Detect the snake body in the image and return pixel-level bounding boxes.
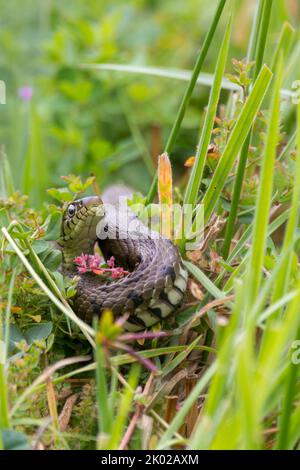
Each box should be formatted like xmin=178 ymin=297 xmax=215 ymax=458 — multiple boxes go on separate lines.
xmin=58 ymin=196 xmax=188 ymax=331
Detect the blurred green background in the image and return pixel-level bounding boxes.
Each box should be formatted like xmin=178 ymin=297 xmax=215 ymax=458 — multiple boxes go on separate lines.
xmin=0 ymin=0 xmax=299 ymax=206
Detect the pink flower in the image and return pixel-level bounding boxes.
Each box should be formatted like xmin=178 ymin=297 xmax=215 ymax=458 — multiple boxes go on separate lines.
xmin=74 ymin=253 xmax=89 ymax=273
xmin=88 ymin=253 xmax=102 ymax=270
xmin=77 ymin=267 xmax=88 ymax=274
xmin=18 ymin=86 xmax=33 ymax=102
xmin=111 ymin=267 xmax=127 ymax=279
xmin=107 ymin=256 xmax=115 ymax=268
xmin=73 ymin=253 xmax=129 ymax=280
xmin=73 ymin=253 xmax=88 ymax=266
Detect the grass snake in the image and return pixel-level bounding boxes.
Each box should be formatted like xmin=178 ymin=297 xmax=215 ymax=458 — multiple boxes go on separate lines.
xmin=58 ymin=196 xmax=188 ymax=331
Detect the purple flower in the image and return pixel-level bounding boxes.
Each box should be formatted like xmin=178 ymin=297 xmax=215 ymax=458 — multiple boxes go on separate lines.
xmin=18 ymin=86 xmax=33 ymax=102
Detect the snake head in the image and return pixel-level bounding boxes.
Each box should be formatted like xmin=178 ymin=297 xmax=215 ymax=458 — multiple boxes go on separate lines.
xmin=62 ymin=196 xmax=105 ymax=225
xmin=59 ymin=196 xmax=105 ymax=268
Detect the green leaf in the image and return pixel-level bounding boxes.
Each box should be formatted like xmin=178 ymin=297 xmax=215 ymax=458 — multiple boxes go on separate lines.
xmin=24 ymin=322 xmax=53 ymax=344
xmin=2 ymin=429 xmax=30 ymax=450
xmin=40 ymin=249 xmax=62 ymax=272
xmin=31 ymin=240 xmax=50 ymax=254
xmin=5 ymin=324 xmax=25 ymax=353
xmin=47 ymin=187 xmax=73 ymax=203
xmin=44 ymin=212 xmax=62 ymax=241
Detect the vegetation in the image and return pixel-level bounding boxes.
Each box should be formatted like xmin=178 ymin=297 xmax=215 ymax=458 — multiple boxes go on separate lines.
xmin=1 ymin=0 xmax=300 ymax=450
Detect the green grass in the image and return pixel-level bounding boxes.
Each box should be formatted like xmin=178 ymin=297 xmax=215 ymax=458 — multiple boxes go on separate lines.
xmin=1 ymin=0 xmax=300 ymax=451
xmin=222 ymin=0 xmax=274 ymax=259
xmin=183 ymin=15 xmax=232 ymax=206
xmin=245 ymin=53 xmax=283 ymax=310
xmin=146 ymin=0 xmax=227 ymax=204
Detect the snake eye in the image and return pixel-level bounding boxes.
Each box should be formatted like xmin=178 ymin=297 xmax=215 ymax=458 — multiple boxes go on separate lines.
xmin=67 ymin=204 xmax=76 ymax=217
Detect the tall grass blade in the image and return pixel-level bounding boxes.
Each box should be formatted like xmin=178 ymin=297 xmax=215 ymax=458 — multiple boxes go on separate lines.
xmin=222 ymin=0 xmax=273 ymax=258
xmin=0 ymin=145 xmax=14 ymax=198
xmin=245 ymin=54 xmax=283 ymax=309
xmin=270 ymin=100 xmax=300 ymax=313
xmin=94 ymin=319 xmax=113 ymax=448
xmin=107 ymin=364 xmax=140 ymax=449
xmin=183 ymin=16 xmax=232 ymax=206
xmin=275 ymin=98 xmax=300 ymax=449
xmin=201 ymin=65 xmax=272 ymax=224
xmin=146 ymin=0 xmax=227 ymax=203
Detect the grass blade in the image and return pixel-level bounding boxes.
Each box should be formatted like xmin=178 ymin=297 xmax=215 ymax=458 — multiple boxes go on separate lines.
xmin=183 ymin=260 xmax=225 ymax=299
xmin=275 ymin=96 xmax=300 ymax=449
xmin=80 ymin=64 xmax=240 ymax=91
xmin=183 ymin=16 xmax=232 ymax=206
xmin=95 ymin=321 xmax=113 ymax=447
xmin=107 ymin=364 xmax=140 ymax=450
xmin=146 ymin=0 xmax=227 ymax=203
xmin=222 ymin=0 xmax=273 ymax=258
xmin=270 ymin=102 xmax=300 ymax=312
xmin=245 ymin=55 xmax=283 ymax=308
xmin=201 ymin=65 xmax=273 ymax=224
xmin=1 ymin=227 xmax=95 ymax=339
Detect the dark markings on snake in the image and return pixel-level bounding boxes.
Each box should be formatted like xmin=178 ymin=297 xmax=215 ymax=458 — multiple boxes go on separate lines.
xmin=127 ymin=291 xmax=144 ymax=306
xmin=127 ymin=315 xmax=146 ymax=327
xmin=163 ymin=266 xmax=176 ymax=281
xmin=92 ymin=303 xmax=101 ymax=316
xmin=173 ymin=285 xmax=184 ymax=296
xmin=160 ymin=290 xmax=176 ymax=307
xmin=67 ymin=220 xmax=75 ymax=230
xmin=148 ymin=307 xmax=163 ymax=319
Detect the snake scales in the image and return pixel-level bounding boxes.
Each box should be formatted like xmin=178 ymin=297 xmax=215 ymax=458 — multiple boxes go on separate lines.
xmin=58 ymin=195 xmax=188 ymax=331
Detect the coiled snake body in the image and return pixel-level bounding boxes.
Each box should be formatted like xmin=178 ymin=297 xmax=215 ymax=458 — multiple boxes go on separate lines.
xmin=58 ymin=196 xmax=188 ymax=331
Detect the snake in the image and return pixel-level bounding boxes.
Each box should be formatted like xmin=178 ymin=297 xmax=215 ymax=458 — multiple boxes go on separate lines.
xmin=58 ymin=195 xmax=188 ymax=331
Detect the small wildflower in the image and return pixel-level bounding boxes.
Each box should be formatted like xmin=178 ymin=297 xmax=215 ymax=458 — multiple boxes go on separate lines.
xmin=73 ymin=254 xmax=129 ymax=280
xmin=107 ymin=256 xmax=115 ymax=268
xmin=111 ymin=267 xmax=127 ymax=279
xmin=18 ymin=86 xmax=33 ymax=102
xmin=88 ymin=253 xmax=102 ymax=270
xmin=74 ymin=253 xmax=89 ymax=274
